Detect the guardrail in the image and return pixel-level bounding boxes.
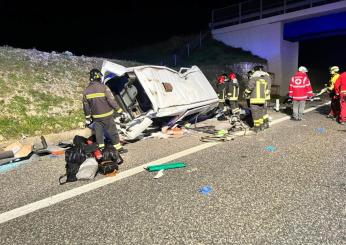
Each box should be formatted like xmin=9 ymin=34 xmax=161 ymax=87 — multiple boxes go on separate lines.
xmin=211 ymin=0 xmax=344 ymax=29
xmin=158 ymin=31 xmax=210 ymax=67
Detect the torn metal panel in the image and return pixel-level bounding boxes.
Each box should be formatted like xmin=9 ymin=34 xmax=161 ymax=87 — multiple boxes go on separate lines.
xmin=101 ymin=61 xmax=218 ymax=139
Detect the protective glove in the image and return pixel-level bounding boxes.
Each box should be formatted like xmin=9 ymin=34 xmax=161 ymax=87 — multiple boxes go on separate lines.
xmin=85 ymin=119 xmax=92 ymax=127
xmin=243 ymin=91 xmax=250 ymax=99
xmin=119 ymin=113 xmax=127 ymax=123
xmin=114 ymin=108 xmax=124 ymax=118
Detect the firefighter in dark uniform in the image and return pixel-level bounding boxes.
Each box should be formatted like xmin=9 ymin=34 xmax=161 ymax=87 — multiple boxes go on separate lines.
xmin=83 ymin=69 xmax=127 ymax=153
xmin=216 ymin=73 xmax=229 ymax=120
xmin=253 ymin=66 xmax=272 ymax=129
xmin=244 ymin=66 xmax=271 ymax=132
xmin=227 ymin=72 xmax=240 ymax=115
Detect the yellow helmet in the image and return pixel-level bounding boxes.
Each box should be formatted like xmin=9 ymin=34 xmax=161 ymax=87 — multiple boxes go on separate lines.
xmin=329 ymin=66 xmax=339 ymax=74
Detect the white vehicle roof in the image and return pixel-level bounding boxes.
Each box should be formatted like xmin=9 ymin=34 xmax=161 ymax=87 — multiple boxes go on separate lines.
xmin=101 ymin=60 xmax=218 ymax=117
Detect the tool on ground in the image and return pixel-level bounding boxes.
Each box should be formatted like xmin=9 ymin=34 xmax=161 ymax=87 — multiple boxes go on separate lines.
xmin=146 ymin=162 xmax=186 ymax=172
xmin=33 ymin=136 xmax=49 ymax=156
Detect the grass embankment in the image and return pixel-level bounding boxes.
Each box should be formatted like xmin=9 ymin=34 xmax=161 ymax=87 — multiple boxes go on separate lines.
xmin=0 ymin=47 xmax=139 ymax=140
xmin=0 ymin=35 xmax=267 ymax=141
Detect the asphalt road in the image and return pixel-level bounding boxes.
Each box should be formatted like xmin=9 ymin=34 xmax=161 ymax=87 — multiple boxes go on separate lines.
xmin=0 ymin=105 xmax=345 ymax=244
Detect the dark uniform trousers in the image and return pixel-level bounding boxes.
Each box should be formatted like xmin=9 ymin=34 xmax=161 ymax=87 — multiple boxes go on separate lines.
xmin=94 ymin=116 xmax=120 ymax=148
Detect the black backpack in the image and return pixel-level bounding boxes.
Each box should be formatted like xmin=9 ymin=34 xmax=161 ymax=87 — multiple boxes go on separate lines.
xmin=98 ymin=145 xmax=123 ymax=175
xmin=59 ymin=145 xmax=87 ymax=184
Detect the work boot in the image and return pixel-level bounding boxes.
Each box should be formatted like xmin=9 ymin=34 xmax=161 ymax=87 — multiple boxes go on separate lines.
xmin=117 ymin=147 xmax=128 ymax=154
xmin=217 ymin=114 xmax=227 ymax=121
xmin=263 ymin=122 xmax=269 ymax=129
xmin=252 ymin=127 xmax=260 ymax=133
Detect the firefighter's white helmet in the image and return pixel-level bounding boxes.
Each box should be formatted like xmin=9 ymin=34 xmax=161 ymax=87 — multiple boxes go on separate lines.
xmin=298 ymin=66 xmax=308 ymax=73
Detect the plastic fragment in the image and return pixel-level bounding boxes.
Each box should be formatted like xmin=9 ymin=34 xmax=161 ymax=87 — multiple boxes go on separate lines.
xmin=199 ymin=186 xmax=212 ymax=195
xmin=154 ymin=170 xmax=164 ymax=179
xmin=265 ymin=145 xmax=277 ymax=152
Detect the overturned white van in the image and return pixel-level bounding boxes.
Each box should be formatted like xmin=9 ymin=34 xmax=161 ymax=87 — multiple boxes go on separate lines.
xmin=100 ymin=61 xmax=218 ymax=139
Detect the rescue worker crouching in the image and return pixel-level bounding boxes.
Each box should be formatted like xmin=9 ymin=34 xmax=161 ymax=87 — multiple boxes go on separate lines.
xmin=326 ymin=66 xmax=340 ymax=120
xmin=83 ymin=69 xmax=128 ymax=154
xmin=244 ymin=66 xmax=271 ymax=133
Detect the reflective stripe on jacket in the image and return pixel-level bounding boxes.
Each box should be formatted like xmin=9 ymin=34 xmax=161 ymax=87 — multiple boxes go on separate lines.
xmin=327 ymin=73 xmax=340 ymax=91
xmin=83 ymin=82 xmax=122 ymax=120
xmin=227 ymin=79 xmax=239 ymax=101
xmin=288 ymin=72 xmax=313 ymax=101
xmin=249 ymin=71 xmax=271 ymax=101
xmin=334 ymin=72 xmax=346 ymax=95
xmin=245 ymin=76 xmax=268 ymax=104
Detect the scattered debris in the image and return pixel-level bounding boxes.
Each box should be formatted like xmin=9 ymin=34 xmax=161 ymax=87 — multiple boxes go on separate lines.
xmin=105 ymin=171 xmax=118 ymax=177
xmin=101 ymin=60 xmax=219 ymax=140
xmin=199 ymin=186 xmax=212 ymax=196
xmin=146 ymin=162 xmax=186 ymax=172
xmin=154 ymin=170 xmax=164 ymax=179
xmin=200 ymin=135 xmax=235 ymax=142
xmin=0 ymin=154 xmax=38 ymax=174
xmin=316 ymin=127 xmax=326 ymax=133
xmin=187 ymin=167 xmax=198 ymax=173
xmin=265 ymin=145 xmax=277 ymax=152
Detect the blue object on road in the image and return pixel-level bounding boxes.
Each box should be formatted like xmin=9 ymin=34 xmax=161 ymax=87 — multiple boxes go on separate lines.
xmin=199 ymin=186 xmax=212 ymax=195
xmin=317 ymin=127 xmax=326 ymax=133
xmin=0 ymin=154 xmax=37 ymax=174
xmin=265 ymin=145 xmax=277 ymax=152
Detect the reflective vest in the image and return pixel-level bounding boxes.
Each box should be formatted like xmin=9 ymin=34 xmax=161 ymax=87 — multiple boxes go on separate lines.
xmin=227 ymin=79 xmax=239 ymax=101
xmin=327 ymin=73 xmax=340 ymax=91
xmin=83 ymin=82 xmax=122 ymax=120
xmin=245 ymin=78 xmax=267 ymax=104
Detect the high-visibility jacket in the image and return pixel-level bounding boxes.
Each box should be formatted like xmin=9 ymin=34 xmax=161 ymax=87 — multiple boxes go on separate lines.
xmin=83 ymin=81 xmax=122 ymax=121
xmin=216 ymin=75 xmax=229 ymax=102
xmin=327 ymin=73 xmax=340 ymax=92
xmin=245 ymin=73 xmax=269 ymax=104
xmin=227 ymin=77 xmax=239 ymax=101
xmin=334 ymin=72 xmax=346 ymax=96
xmin=288 ymin=71 xmax=313 ymax=101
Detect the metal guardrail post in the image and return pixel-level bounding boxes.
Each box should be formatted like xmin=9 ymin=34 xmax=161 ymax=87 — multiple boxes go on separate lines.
xmin=173 ymin=54 xmax=177 ymax=66
xmin=187 ymin=44 xmax=190 ymax=57
xmin=211 ymin=9 xmax=214 ymax=29
xmin=199 ymin=32 xmax=202 ymax=48
xmin=284 ymin=0 xmax=287 ymax=14
xmin=239 ymin=3 xmax=242 ymax=24
xmin=260 ymin=0 xmax=263 ymax=19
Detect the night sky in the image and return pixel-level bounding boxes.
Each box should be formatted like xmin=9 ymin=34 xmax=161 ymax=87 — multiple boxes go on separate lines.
xmin=1 ymin=0 xmax=345 ymax=81
xmin=0 ymin=0 xmax=243 ymax=56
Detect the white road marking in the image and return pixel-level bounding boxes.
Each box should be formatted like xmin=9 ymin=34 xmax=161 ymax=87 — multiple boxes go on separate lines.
xmin=270 ymin=102 xmax=329 ymax=126
xmin=0 ymin=102 xmax=330 ymax=224
xmin=0 ymin=142 xmax=219 ymax=224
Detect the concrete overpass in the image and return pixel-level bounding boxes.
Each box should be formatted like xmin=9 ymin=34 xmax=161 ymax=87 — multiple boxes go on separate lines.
xmin=211 ymin=0 xmax=346 ymax=95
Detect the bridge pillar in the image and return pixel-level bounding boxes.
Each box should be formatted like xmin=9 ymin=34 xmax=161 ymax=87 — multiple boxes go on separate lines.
xmin=213 ymin=22 xmax=298 ymax=96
